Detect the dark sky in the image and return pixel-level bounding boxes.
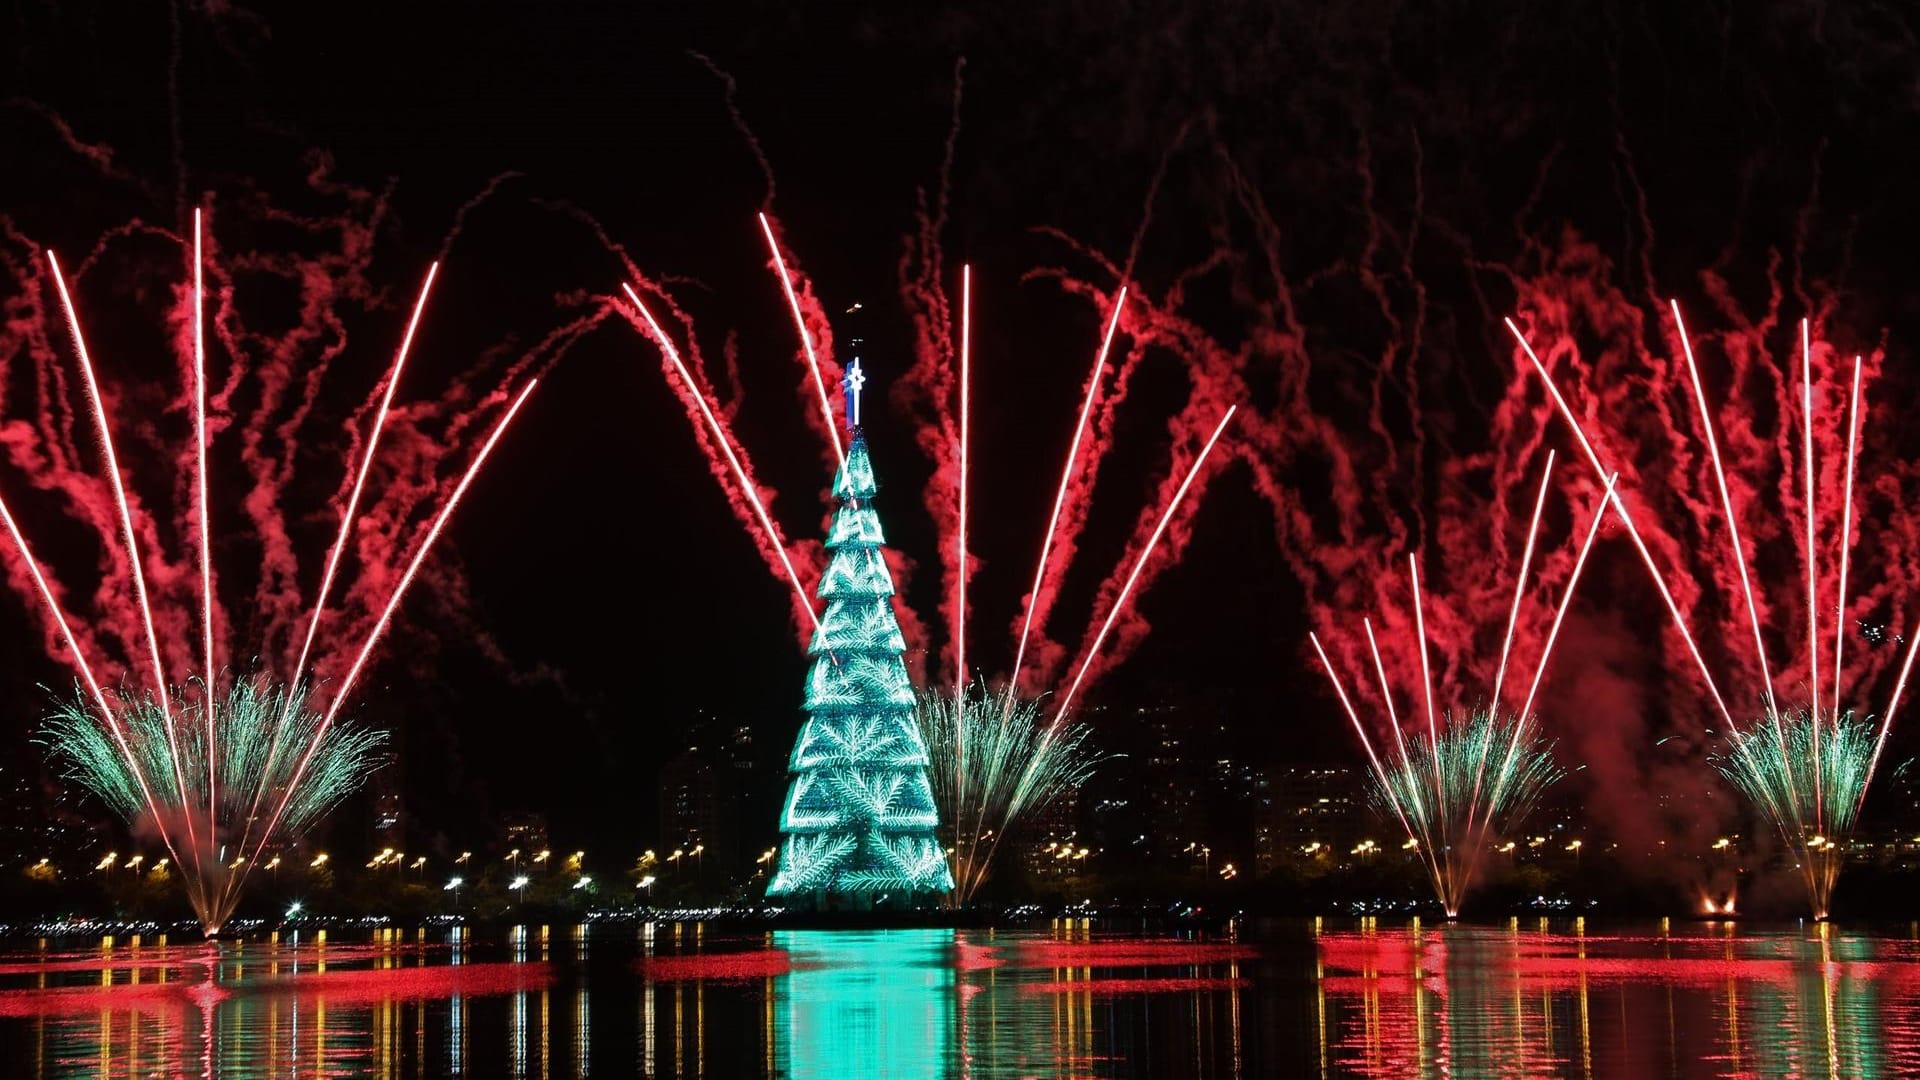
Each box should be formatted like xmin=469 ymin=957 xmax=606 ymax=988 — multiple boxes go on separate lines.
xmin=3 ymin=1 xmax=1918 ymax=859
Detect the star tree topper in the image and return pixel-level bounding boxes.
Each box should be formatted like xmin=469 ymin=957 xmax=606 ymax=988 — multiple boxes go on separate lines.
xmin=844 ymin=358 xmax=866 ymax=430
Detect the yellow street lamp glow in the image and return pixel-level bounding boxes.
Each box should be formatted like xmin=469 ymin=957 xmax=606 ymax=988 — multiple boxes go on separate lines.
xmin=310 ymin=853 xmax=329 ymax=867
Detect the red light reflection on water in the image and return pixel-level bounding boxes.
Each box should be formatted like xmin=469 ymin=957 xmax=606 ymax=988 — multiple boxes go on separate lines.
xmin=1317 ymin=925 xmax=1920 ymax=1078
xmin=1013 ymin=939 xmax=1258 ymax=967
xmin=0 ymin=961 xmax=544 ymax=1017
xmin=1021 ymin=976 xmax=1249 ymax=996
xmin=0 ymin=935 xmax=551 ymax=1078
xmin=639 ymin=948 xmax=794 ymax=982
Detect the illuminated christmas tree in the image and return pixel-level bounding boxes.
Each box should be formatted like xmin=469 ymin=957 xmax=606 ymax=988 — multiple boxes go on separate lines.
xmin=767 ymin=359 xmax=955 ymax=904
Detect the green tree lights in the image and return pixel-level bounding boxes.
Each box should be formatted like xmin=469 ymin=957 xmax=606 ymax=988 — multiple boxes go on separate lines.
xmin=768 ymin=425 xmax=954 ymax=903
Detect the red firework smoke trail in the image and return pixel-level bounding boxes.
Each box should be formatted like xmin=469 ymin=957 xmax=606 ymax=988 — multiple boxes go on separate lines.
xmin=620 ymin=283 xmax=821 ymax=635
xmin=758 ymin=212 xmax=844 ymax=470
xmin=1504 ymin=316 xmax=1736 ymax=726
xmin=1054 ymin=405 xmax=1236 ymax=720
xmin=247 ymin=377 xmax=540 ymax=873
xmin=1004 ymin=289 xmax=1126 ymax=702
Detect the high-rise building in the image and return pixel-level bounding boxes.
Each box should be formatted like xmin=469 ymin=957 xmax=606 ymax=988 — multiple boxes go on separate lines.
xmin=657 ymin=717 xmax=761 ymax=881
xmin=1257 ymin=766 xmax=1360 ymax=874
xmin=502 ymin=812 xmax=549 ymax=855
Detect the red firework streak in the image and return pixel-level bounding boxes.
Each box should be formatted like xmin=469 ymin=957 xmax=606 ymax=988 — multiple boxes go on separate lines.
xmin=619 ymin=282 xmax=822 ymax=635
xmin=1005 ymin=288 xmax=1127 ymax=705
xmin=0 ymin=212 xmax=541 ymax=930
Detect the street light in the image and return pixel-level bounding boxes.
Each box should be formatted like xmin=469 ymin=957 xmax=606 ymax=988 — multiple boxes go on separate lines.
xmin=510 ymin=875 xmax=530 ymax=903
xmin=456 ymin=851 xmax=473 ymax=865
xmin=445 ymin=876 xmax=464 ymax=909
xmin=573 ymin=875 xmax=593 ymax=890
xmin=309 ymin=852 xmax=329 ymax=869
xmin=285 ymin=901 xmax=302 ymax=918
xmin=637 ymin=874 xmax=656 ymax=901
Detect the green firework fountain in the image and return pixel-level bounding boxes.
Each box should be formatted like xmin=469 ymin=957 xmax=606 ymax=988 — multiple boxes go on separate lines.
xmin=917 ymin=685 xmax=1101 ymax=902
xmin=42 ymin=680 xmax=386 ymax=931
xmin=1714 ymin=710 xmax=1875 ymax=919
xmin=1368 ymin=707 xmax=1565 ymax=916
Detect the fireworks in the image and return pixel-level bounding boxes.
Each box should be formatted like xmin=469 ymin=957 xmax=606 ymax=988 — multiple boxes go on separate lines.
xmin=0 ymin=211 xmax=539 ymax=933
xmin=1364 ymin=708 xmax=1565 ymax=916
xmin=1715 ymin=710 xmax=1874 ymax=917
xmin=621 ymin=219 xmax=1239 ymax=902
xmin=1510 ymin=305 xmax=1920 ymax=918
xmin=42 ymin=681 xmax=385 ymax=923
xmin=1309 ymin=457 xmax=1611 ymax=915
xmin=916 ymin=685 xmax=1101 ymax=901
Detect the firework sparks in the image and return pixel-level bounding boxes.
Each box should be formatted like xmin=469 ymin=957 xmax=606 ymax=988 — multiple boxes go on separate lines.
xmin=1308 ymin=455 xmax=1605 ymax=915
xmin=0 ymin=223 xmax=539 ymax=934
xmin=43 ymin=681 xmax=385 ymax=923
xmin=917 ymin=685 xmax=1100 ymax=902
xmin=1715 ymin=710 xmax=1874 ymax=919
xmin=1368 ymin=709 xmax=1566 ymax=917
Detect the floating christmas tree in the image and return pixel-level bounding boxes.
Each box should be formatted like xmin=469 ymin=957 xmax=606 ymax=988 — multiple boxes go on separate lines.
xmin=767 ymin=358 xmax=955 ymax=905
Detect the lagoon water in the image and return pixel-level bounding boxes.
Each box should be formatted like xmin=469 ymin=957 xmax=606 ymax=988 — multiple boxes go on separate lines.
xmin=1 ymin=917 xmax=1917 ymax=1077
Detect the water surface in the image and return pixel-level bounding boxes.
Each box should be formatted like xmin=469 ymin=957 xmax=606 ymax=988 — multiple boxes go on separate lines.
xmin=1 ymin=917 xmax=1916 ymax=1076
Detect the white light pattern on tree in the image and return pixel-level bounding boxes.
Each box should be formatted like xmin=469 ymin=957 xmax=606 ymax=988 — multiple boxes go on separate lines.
xmin=768 ymin=431 xmax=954 ymax=899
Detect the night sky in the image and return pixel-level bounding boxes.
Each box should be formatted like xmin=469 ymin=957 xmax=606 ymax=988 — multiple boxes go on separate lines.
xmin=4 ymin=1 xmax=1918 ymax=861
